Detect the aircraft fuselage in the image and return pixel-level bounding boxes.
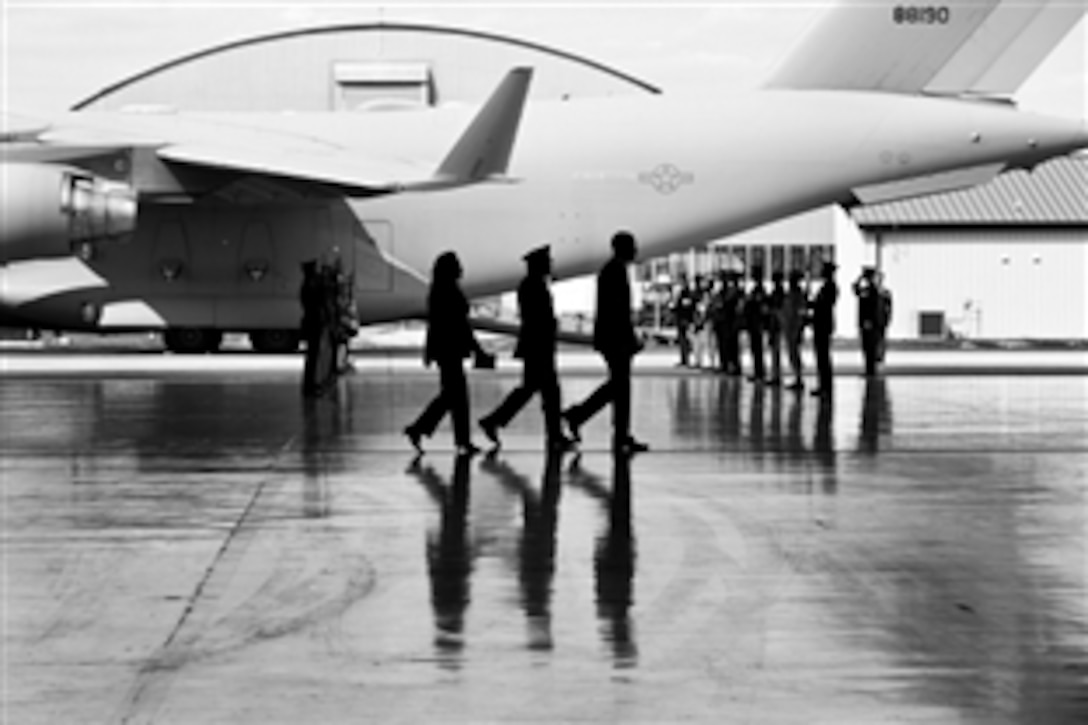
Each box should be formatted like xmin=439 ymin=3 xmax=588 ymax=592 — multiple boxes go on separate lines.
xmin=1 ymin=90 xmax=1084 ymax=349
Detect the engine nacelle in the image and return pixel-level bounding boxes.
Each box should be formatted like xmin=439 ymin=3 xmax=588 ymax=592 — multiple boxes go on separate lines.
xmin=0 ymin=163 xmax=137 ymax=264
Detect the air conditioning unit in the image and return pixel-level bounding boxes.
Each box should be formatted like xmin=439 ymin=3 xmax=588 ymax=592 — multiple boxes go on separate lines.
xmin=917 ymin=311 xmax=945 ymax=338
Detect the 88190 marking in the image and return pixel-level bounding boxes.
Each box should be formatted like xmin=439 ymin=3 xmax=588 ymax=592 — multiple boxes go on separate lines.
xmin=893 ymin=6 xmax=951 ymax=24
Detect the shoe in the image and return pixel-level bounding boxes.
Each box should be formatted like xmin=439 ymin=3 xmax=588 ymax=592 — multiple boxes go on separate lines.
xmin=479 ymin=418 xmax=501 ymax=449
xmin=456 ymin=442 xmax=482 ymax=457
xmin=562 ymin=409 xmax=582 ymax=443
xmin=786 ymin=380 xmax=804 ymax=391
xmin=404 ymin=426 xmax=423 ymax=454
xmin=766 ymin=378 xmax=782 ymax=387
xmin=548 ymin=435 xmax=575 ymax=452
xmin=614 ymin=436 xmax=649 ymax=454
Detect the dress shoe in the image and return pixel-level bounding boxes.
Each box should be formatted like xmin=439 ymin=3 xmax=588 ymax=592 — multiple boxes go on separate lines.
xmin=614 ymin=436 xmax=649 ymax=454
xmin=456 ymin=442 xmax=482 ymax=457
xmin=561 ymin=409 xmax=582 ymax=443
xmin=479 ymin=418 xmax=501 ymax=448
xmin=548 ymin=435 xmax=575 ymax=452
xmin=404 ymin=426 xmax=423 ymax=454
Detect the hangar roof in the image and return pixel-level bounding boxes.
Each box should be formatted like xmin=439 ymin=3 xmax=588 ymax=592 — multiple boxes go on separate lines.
xmin=72 ymin=22 xmax=659 ymax=112
xmin=852 ymin=154 xmax=1088 ymax=228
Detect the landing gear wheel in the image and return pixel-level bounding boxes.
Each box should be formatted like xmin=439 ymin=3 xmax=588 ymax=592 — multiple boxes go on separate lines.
xmin=163 ymin=328 xmax=222 ymax=354
xmin=249 ymin=329 xmax=301 ymax=354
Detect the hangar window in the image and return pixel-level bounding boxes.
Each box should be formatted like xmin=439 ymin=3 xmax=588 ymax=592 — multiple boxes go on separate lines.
xmin=332 ymin=61 xmax=433 ymax=111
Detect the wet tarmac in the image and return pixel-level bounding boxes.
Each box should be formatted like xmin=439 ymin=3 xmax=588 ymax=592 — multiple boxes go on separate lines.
xmin=2 ymin=356 xmax=1086 ymax=724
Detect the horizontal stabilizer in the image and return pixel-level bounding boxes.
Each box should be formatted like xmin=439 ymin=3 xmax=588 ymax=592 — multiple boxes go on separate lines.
xmin=852 ymin=162 xmax=1006 ymax=205
xmin=766 ymin=0 xmax=1085 ymax=96
xmin=436 ymin=67 xmax=533 ymax=182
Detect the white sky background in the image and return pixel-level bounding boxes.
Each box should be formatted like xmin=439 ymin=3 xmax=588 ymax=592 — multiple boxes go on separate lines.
xmin=1 ymin=0 xmax=1085 ymax=118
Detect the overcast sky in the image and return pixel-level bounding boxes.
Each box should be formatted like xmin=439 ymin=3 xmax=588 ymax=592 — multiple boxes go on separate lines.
xmin=2 ymin=1 xmax=1085 ymax=118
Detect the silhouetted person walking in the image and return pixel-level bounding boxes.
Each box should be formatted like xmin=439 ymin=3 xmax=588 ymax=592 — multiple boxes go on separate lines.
xmin=404 ymin=251 xmax=492 ymax=455
xmin=563 ymin=232 xmax=649 ymax=454
xmin=478 ymin=246 xmax=573 ymax=451
xmin=853 ymin=266 xmax=883 ymax=377
xmin=810 ymin=261 xmax=838 ymax=398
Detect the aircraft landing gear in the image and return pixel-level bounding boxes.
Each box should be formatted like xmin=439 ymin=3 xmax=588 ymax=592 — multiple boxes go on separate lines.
xmin=163 ymin=328 xmax=223 ymax=354
xmin=249 ymin=329 xmax=301 ymax=354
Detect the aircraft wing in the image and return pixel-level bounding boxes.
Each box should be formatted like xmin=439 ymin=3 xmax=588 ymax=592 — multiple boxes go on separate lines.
xmin=765 ymin=0 xmax=1086 ymax=97
xmin=2 ymin=67 xmax=534 ymax=197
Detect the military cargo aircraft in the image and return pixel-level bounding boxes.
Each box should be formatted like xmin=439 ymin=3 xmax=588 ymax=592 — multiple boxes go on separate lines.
xmin=1 ymin=0 xmax=1085 ymax=352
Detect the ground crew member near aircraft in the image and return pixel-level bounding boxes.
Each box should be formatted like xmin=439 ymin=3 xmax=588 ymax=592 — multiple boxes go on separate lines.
xmin=299 ymin=259 xmax=325 ymax=397
xmin=562 ymin=231 xmax=649 ymax=455
xmin=781 ymin=269 xmax=809 ymax=391
xmin=766 ymin=270 xmax=786 ymax=386
xmin=810 ymin=260 xmax=838 ymax=397
xmin=404 ymin=251 xmax=494 ymax=456
xmin=744 ymin=266 xmax=768 ymax=384
xmin=478 ymin=245 xmax=574 ymax=452
xmin=853 ymin=266 xmax=883 ymax=377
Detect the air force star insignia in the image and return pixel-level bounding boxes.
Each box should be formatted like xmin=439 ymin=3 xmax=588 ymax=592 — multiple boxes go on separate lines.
xmin=638 ymin=163 xmax=694 ymax=194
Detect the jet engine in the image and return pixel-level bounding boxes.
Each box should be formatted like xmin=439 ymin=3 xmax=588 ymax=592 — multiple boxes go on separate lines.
xmin=0 ymin=163 xmax=138 ymax=264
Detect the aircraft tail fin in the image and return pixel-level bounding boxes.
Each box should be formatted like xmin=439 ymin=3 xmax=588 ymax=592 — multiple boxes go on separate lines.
xmin=764 ymin=0 xmax=1085 ymax=98
xmin=435 ymin=67 xmax=533 ymax=182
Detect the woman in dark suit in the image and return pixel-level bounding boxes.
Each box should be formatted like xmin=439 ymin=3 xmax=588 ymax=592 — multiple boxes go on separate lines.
xmin=404 ymin=251 xmax=490 ymax=455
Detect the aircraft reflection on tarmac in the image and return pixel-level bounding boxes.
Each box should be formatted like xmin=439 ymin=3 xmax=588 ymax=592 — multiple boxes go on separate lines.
xmin=406 ymin=450 xmax=636 ymax=670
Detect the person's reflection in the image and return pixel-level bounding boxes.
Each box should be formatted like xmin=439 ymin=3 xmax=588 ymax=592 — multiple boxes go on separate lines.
xmin=785 ymin=388 xmax=807 ymax=462
xmin=300 ymin=392 xmax=347 ymax=518
xmin=748 ymin=379 xmax=766 ymax=458
xmin=407 ymin=453 xmax=475 ymax=669
xmin=719 ymin=375 xmax=743 ymax=449
xmin=813 ymin=394 xmax=837 ymax=495
xmin=568 ymin=453 xmax=638 ymax=668
xmin=479 ymin=450 xmax=563 ymax=652
xmin=858 ymin=376 xmax=892 ymax=454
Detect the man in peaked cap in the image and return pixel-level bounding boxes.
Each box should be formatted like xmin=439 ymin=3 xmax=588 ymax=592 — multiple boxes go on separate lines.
xmin=479 ymin=245 xmax=574 ymax=451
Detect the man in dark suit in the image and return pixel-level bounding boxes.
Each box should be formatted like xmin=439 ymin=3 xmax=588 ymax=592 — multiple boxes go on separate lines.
xmin=563 ymin=232 xmax=649 ymax=454
xmin=478 ymin=246 xmax=573 ymax=451
xmin=810 ymin=260 xmax=839 ymax=398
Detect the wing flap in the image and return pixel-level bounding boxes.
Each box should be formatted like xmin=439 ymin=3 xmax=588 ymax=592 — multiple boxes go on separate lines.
xmin=156 ymin=143 xmax=422 ymax=193
xmin=852 ymin=162 xmax=1006 ymax=205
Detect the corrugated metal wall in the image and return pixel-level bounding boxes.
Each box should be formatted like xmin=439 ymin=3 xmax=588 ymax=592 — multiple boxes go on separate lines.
xmin=877 ymin=230 xmax=1087 ymax=339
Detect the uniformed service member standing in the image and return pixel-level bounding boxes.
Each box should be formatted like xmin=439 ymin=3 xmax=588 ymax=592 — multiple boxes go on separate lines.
xmin=563 ymin=231 xmax=649 ymax=455
xmin=781 ymin=269 xmax=809 ymax=391
xmin=744 ymin=266 xmax=768 ymax=384
xmin=671 ymin=277 xmax=696 ymax=367
xmin=478 ymin=246 xmax=573 ymax=452
xmin=766 ymin=270 xmax=786 ymax=386
xmin=853 ymin=266 xmax=883 ymax=377
xmin=810 ymin=261 xmax=838 ymax=398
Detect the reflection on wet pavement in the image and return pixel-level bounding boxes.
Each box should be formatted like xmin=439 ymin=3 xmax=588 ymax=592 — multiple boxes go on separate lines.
xmin=2 ymin=370 xmax=1086 ymax=723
